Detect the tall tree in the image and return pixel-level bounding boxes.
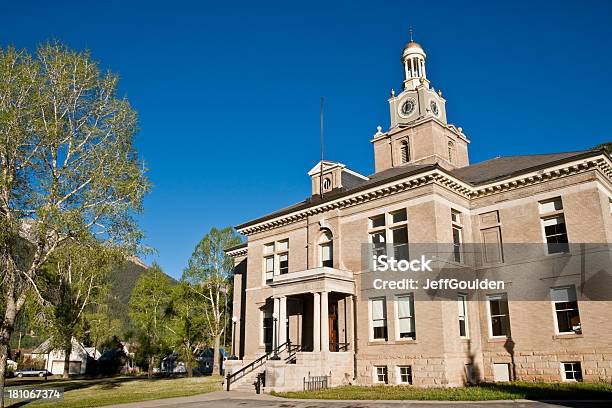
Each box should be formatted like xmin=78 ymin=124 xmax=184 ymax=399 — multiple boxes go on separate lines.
xmin=129 ymin=264 xmax=171 ymax=379
xmin=165 ymin=282 xmax=208 ymax=377
xmin=0 ymin=43 xmax=148 ymax=406
xmin=41 ymin=242 xmax=120 ymax=378
xmin=183 ymin=227 xmax=241 ymax=376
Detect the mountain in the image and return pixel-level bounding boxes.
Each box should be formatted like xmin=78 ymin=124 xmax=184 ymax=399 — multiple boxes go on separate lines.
xmin=107 ymin=257 xmax=149 ymax=332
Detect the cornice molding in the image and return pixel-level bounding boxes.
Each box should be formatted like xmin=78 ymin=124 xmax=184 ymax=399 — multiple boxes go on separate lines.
xmin=236 ymin=154 xmax=612 ymax=236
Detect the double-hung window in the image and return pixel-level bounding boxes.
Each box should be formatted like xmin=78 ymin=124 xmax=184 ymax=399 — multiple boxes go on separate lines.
xmin=368 ymin=209 xmax=409 ymax=262
xmin=398 ymin=366 xmax=413 ymax=384
xmin=451 ymin=209 xmax=463 ymax=263
xmin=396 ymin=294 xmax=416 ymax=339
xmin=487 ymin=294 xmax=510 ymax=338
xmin=374 ymin=366 xmax=388 ymax=384
xmin=551 ymin=287 xmax=581 ymax=334
xmin=562 ymin=362 xmax=582 ymax=381
xmin=539 ymin=197 xmax=569 ymax=254
xmin=370 ymin=297 xmax=388 ymax=340
xmin=263 ymin=239 xmax=289 ymax=284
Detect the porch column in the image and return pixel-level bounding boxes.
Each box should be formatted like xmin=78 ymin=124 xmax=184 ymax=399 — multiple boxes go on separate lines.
xmin=321 ymin=291 xmax=329 ymax=353
xmin=279 ymin=296 xmax=287 ymax=346
xmin=347 ymin=295 xmax=354 ymax=351
xmin=273 ymin=297 xmax=280 ymax=351
xmin=313 ymin=292 xmax=321 ymax=352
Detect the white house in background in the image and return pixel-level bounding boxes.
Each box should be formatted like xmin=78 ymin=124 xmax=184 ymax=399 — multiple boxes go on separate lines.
xmin=31 ymin=337 xmax=98 ymax=375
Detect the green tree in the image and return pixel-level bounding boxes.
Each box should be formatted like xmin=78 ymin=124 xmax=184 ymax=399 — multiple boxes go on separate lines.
xmin=129 ymin=264 xmax=171 ymax=379
xmin=183 ymin=227 xmax=241 ymax=376
xmin=41 ymin=242 xmax=121 ymax=378
xmin=165 ymin=282 xmax=208 ymax=377
xmin=0 ymin=43 xmax=148 ymax=406
xmin=595 ymin=141 xmax=612 ymax=154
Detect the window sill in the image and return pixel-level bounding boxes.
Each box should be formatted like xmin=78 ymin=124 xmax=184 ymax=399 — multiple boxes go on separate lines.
xmin=368 ymin=340 xmax=388 ymax=346
xmin=487 ymin=337 xmax=511 ymax=343
xmin=394 ymin=339 xmax=418 ymax=344
xmin=553 ymin=333 xmax=583 ymax=340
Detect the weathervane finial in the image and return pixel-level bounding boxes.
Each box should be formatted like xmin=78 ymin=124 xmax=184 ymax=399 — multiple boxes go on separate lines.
xmin=409 ymin=25 xmax=414 ymax=42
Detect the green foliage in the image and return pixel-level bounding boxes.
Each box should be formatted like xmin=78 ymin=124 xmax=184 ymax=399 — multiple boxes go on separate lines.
xmin=128 ymin=263 xmax=172 ymax=376
xmin=182 ymin=226 xmax=241 ymax=375
xmin=595 ymin=141 xmax=612 ymax=154
xmin=165 ymin=283 xmax=209 ymax=376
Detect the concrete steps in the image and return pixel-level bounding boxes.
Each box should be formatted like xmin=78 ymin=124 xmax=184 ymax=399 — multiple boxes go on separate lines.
xmin=226 ymin=368 xmax=262 ymax=392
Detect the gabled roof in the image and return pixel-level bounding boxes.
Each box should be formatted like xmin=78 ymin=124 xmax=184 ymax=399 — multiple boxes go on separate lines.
xmin=235 ymin=148 xmax=608 ymax=231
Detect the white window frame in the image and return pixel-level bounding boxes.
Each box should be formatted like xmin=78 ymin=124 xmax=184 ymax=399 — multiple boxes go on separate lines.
xmin=538 ymin=197 xmax=568 ymax=255
xmin=319 ymin=229 xmax=333 ymax=268
xmin=260 ymin=308 xmax=273 ymax=348
xmin=394 ymin=294 xmax=416 ymax=340
xmin=550 ymin=286 xmax=581 ymax=335
xmin=561 ymin=361 xmax=582 ymax=382
xmin=368 ymin=209 xmax=409 ymax=261
xmin=486 ymin=293 xmax=510 ymax=338
xmin=396 ymin=365 xmax=413 ymax=384
xmin=369 ymin=297 xmax=387 ymax=342
xmin=373 ymin=365 xmax=388 ymax=384
xmin=451 ymin=209 xmax=463 ymax=263
xmin=262 ymin=239 xmax=289 ymax=284
xmin=458 ymin=293 xmax=469 ymax=338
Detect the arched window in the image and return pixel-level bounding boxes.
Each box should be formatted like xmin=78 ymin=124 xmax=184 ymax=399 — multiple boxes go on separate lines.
xmin=448 ymin=141 xmax=455 ymax=163
xmin=400 ymin=140 xmax=410 ymax=164
xmin=319 ymin=229 xmax=333 ymax=268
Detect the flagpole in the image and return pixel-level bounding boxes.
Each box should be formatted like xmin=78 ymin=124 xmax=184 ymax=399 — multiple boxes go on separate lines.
xmin=320 ymin=96 xmax=324 ymax=198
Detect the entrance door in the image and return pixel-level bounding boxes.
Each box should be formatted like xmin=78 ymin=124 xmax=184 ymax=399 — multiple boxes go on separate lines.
xmin=328 ymin=304 xmax=338 ymax=351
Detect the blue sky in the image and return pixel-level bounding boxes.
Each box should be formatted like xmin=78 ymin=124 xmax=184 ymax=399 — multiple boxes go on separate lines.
xmin=3 ymin=0 xmax=611 ymax=279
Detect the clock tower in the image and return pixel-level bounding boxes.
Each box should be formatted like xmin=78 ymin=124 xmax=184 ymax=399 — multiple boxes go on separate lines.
xmin=372 ymin=34 xmax=470 ymax=173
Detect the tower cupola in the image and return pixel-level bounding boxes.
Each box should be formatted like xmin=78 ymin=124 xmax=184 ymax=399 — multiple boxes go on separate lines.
xmin=401 ymin=30 xmax=427 ymax=90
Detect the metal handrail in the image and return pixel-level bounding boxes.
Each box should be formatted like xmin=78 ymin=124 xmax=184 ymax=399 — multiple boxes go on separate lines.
xmin=329 ymin=342 xmax=350 ymax=352
xmin=226 ymin=341 xmax=289 ymax=391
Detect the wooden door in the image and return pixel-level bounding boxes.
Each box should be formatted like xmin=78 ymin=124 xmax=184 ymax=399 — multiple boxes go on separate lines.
xmin=328 ymin=305 xmax=338 ymax=351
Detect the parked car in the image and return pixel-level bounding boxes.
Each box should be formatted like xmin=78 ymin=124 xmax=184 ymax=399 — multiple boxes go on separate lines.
xmin=14 ymin=368 xmax=51 ymax=378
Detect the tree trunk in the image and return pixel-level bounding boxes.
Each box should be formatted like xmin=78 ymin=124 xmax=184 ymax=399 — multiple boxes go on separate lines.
xmin=147 ymin=355 xmax=153 ymax=379
xmin=187 ymin=358 xmax=193 ymax=378
xmin=212 ymin=334 xmax=221 ymax=376
xmin=0 ymin=340 xmax=9 ymax=408
xmin=62 ymin=342 xmax=73 ymax=379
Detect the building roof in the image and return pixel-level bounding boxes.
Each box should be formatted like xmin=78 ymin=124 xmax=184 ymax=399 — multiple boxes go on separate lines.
xmin=235 ymin=148 xmax=606 ymax=231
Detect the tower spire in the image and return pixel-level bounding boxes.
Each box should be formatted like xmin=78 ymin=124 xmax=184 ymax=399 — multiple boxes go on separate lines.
xmin=409 ymin=25 xmax=413 ymax=42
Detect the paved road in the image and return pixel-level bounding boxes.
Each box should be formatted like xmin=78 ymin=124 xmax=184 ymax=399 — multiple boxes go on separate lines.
xmin=104 ymin=391 xmax=611 ymax=408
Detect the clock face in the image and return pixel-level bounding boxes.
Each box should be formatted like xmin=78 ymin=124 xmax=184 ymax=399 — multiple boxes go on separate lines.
xmin=400 ymin=99 xmax=416 ymax=116
xmin=430 ymin=100 xmax=439 ymax=116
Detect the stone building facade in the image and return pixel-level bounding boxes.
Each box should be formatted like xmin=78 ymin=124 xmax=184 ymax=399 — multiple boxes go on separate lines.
xmin=224 ymin=36 xmax=612 ymax=391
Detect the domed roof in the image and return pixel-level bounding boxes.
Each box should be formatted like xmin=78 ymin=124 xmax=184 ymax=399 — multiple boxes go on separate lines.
xmin=402 ymin=40 xmax=426 ymax=59
xmin=404 ymin=40 xmax=424 ymax=51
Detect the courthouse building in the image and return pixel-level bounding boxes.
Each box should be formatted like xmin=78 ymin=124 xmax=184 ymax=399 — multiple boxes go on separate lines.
xmin=225 ymin=35 xmax=612 ymax=391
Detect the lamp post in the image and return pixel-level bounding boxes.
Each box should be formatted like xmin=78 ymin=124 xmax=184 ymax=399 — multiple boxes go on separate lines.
xmin=229 ymin=316 xmax=238 ymax=360
xmin=270 ymin=312 xmax=280 ymax=360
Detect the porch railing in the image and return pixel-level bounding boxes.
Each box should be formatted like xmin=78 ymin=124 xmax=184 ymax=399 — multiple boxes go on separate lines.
xmin=329 ymin=342 xmax=350 ymax=352
xmin=304 ymin=371 xmax=330 ymax=391
xmin=225 ymin=341 xmax=290 ymax=391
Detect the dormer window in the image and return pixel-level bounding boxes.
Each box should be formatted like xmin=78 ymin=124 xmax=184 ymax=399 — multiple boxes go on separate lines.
xmin=400 ymin=140 xmax=411 ymax=164
xmin=322 ymin=177 xmax=332 ymax=191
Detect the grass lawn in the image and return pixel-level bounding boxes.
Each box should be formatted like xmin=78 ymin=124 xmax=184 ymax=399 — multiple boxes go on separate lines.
xmin=272 ymin=381 xmax=612 ymax=401
xmin=4 ymin=375 xmax=223 ymax=407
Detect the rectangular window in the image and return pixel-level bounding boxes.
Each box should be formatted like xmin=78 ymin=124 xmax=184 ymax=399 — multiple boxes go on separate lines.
xmin=539 ymin=197 xmax=563 ymax=213
xmin=371 ymin=298 xmax=388 ymax=340
xmin=539 ymin=197 xmax=569 ymax=254
xmin=279 ymin=253 xmax=289 ymax=275
xmin=264 ymin=256 xmax=274 ymax=283
xmin=264 ymin=243 xmax=275 ymax=254
xmin=551 ymin=287 xmax=581 ymax=334
xmin=542 ymin=216 xmax=569 ymax=254
xmin=321 ymin=242 xmax=333 ymax=267
xmin=391 ymin=209 xmax=407 ymax=224
xmin=392 ymin=227 xmax=409 ymax=261
xmin=458 ymin=294 xmax=468 ymax=338
xmin=262 ymin=310 xmax=273 ymax=351
xmin=370 ymin=230 xmax=386 ymax=258
xmin=398 ymin=366 xmax=412 ymax=384
xmin=488 ymin=294 xmax=510 ymax=337
xmin=396 ymin=295 xmax=415 ymax=339
xmin=277 ymin=239 xmax=289 ymax=252
xmin=451 ymin=209 xmax=463 ymax=263
xmin=562 ymin=362 xmax=583 ymax=381
xmin=370 ymin=214 xmax=386 ymax=229
xmin=375 ymin=366 xmax=388 ymax=384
